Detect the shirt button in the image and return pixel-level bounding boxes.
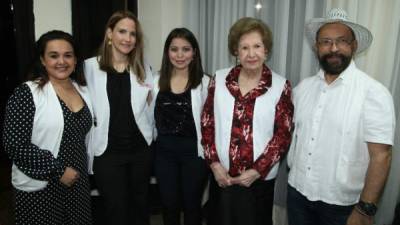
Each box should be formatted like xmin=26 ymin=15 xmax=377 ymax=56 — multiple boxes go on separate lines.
xmin=308 ymin=153 xmax=312 ymax=156
xmin=307 ymin=167 xmax=311 ymax=170
xmin=311 ymin=138 xmax=315 ymax=141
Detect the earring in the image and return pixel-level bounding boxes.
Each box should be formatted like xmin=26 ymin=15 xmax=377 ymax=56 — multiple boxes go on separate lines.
xmin=235 ymin=56 xmax=240 ymax=66
xmin=108 ymin=39 xmax=112 ymax=45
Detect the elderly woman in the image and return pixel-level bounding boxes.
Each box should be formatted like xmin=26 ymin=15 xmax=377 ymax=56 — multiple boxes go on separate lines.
xmin=201 ymin=17 xmax=293 ymax=225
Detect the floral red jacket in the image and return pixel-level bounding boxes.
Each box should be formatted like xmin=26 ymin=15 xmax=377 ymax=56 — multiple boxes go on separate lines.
xmin=201 ymin=65 xmax=294 ymax=178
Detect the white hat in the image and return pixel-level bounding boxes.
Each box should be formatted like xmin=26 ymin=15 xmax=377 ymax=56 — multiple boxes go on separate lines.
xmin=305 ymin=8 xmax=373 ymax=54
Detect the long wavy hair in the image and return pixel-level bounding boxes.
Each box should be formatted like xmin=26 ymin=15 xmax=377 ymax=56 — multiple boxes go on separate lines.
xmin=159 ymin=28 xmax=205 ymax=92
xmin=26 ymin=30 xmax=85 ymax=87
xmin=97 ymin=10 xmax=146 ymax=83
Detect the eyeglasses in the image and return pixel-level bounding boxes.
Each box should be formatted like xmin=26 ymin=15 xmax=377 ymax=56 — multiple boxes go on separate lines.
xmin=317 ymin=38 xmax=354 ymax=48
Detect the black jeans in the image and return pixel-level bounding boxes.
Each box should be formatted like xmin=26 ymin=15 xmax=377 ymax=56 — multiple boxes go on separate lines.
xmin=287 ymin=185 xmax=354 ymax=225
xmin=93 ymin=148 xmax=151 ymax=225
xmin=207 ymin=176 xmax=275 ymax=225
xmin=154 ymin=135 xmax=208 ymax=225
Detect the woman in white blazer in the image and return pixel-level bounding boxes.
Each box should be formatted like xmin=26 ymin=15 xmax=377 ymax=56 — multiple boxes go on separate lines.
xmin=152 ymin=28 xmax=210 ymax=225
xmin=3 ymin=30 xmax=93 ymax=224
xmin=84 ymin=11 xmax=153 ymax=225
xmin=201 ymin=18 xmax=294 ymax=225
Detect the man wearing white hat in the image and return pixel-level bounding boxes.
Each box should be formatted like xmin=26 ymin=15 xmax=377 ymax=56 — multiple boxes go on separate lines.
xmin=287 ymin=8 xmax=395 ymax=225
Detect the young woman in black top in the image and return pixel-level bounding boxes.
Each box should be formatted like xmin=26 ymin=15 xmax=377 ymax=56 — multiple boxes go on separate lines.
xmin=152 ymin=28 xmax=210 ymax=225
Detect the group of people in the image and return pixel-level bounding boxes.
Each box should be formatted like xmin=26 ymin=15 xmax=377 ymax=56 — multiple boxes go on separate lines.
xmin=2 ymin=7 xmax=395 ymax=225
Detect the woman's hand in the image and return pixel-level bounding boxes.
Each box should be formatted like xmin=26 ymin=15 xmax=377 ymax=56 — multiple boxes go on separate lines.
xmin=60 ymin=167 xmax=80 ymax=187
xmin=230 ymin=169 xmax=260 ymax=187
xmin=210 ymin=162 xmax=232 ymax=188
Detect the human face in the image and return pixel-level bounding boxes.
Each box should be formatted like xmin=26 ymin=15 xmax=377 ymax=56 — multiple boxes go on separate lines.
xmin=168 ymin=37 xmax=194 ymax=72
xmin=237 ymin=31 xmax=267 ymax=73
xmin=316 ymin=23 xmax=357 ymax=75
xmin=41 ymin=39 xmax=76 ymax=82
xmin=108 ymin=18 xmax=136 ymax=57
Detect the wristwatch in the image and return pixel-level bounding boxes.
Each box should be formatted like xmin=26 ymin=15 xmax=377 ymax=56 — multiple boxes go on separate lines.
xmin=356 ymin=200 xmax=377 ymax=217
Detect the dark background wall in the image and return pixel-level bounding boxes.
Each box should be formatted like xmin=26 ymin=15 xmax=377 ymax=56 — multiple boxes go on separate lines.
xmin=1 ymin=2 xmax=18 ymax=224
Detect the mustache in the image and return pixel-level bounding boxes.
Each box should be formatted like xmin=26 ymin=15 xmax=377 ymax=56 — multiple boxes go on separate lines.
xmin=321 ymin=53 xmax=346 ymax=60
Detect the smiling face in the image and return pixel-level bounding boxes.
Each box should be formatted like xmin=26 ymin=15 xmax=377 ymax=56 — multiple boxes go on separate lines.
xmin=316 ymin=23 xmax=357 ymax=75
xmin=237 ymin=31 xmax=267 ymax=73
xmin=107 ymin=17 xmax=137 ymax=58
xmin=168 ymin=37 xmax=194 ymax=72
xmin=40 ymin=39 xmax=76 ymax=82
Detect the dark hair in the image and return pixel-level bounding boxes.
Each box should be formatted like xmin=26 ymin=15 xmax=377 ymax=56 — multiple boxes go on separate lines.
xmin=26 ymin=30 xmax=85 ymax=87
xmin=228 ymin=17 xmax=273 ymax=56
xmin=97 ymin=10 xmax=146 ymax=83
xmin=159 ymin=28 xmax=205 ymax=92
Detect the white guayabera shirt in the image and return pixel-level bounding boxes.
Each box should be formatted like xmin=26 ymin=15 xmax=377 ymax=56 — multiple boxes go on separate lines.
xmin=288 ymin=61 xmax=395 ymax=206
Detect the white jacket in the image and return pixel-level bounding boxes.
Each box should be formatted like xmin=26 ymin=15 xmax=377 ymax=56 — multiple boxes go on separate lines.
xmin=84 ymin=57 xmax=154 ymax=164
xmin=152 ymin=73 xmax=210 ymax=158
xmin=213 ymin=67 xmax=286 ymax=180
xmin=12 ymin=81 xmax=93 ymax=192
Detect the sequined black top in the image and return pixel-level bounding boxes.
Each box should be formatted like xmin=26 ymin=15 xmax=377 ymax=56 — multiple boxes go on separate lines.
xmin=155 ymin=89 xmax=197 ymax=138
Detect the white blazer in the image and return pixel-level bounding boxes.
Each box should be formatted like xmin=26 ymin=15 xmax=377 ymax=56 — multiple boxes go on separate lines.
xmin=12 ymin=81 xmax=93 ymax=192
xmin=152 ymin=73 xmax=210 ymax=158
xmin=213 ymin=67 xmax=287 ymax=180
xmin=84 ymin=57 xmax=154 ymax=162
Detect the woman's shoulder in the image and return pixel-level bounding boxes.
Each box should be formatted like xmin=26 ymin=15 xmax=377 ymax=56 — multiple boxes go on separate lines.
xmin=269 ymin=71 xmax=290 ymax=92
xmin=7 ymin=83 xmax=34 ymax=106
xmin=152 ymin=71 xmax=160 ymax=80
xmin=202 ymin=73 xmax=212 ymax=83
xmin=84 ymin=56 xmax=99 ymax=66
xmin=14 ymin=83 xmax=32 ymax=95
xmin=270 ymin=70 xmax=287 ymax=82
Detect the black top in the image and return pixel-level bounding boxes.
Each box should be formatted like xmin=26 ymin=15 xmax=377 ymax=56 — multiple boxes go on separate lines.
xmin=106 ymin=70 xmax=147 ymax=152
xmin=155 ymin=89 xmax=197 ymax=138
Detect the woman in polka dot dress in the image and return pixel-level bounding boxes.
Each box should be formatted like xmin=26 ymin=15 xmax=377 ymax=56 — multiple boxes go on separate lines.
xmin=2 ymin=30 xmax=93 ymax=225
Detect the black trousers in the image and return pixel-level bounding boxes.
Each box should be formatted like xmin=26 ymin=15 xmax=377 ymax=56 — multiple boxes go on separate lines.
xmin=154 ymin=135 xmax=208 ymax=225
xmin=93 ymin=147 xmax=151 ymax=225
xmin=207 ymin=176 xmax=275 ymax=225
xmin=287 ymin=185 xmax=354 ymax=225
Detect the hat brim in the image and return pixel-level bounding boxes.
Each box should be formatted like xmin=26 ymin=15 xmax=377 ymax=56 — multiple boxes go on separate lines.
xmin=305 ymin=18 xmax=373 ymax=54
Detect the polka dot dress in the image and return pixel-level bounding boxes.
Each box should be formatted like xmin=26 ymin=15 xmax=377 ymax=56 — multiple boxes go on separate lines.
xmin=3 ymin=84 xmax=92 ymax=225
